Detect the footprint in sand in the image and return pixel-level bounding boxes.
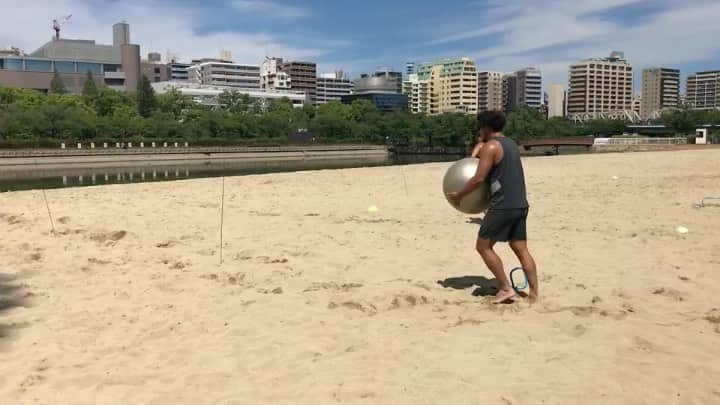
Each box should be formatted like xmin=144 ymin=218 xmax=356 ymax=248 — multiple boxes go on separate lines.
xmin=88 ymin=257 xmax=111 ymax=265
xmin=302 ymin=282 xmax=362 ymax=293
xmin=633 ymin=336 xmax=657 ymax=353
xmin=705 ymin=309 xmax=720 ymax=326
xmin=0 ymin=213 xmax=24 ymax=225
xmin=328 ymin=301 xmax=377 ymax=315
xmin=88 ymin=230 xmax=127 ymax=243
xmin=651 ymin=287 xmax=686 ymax=301
xmin=389 ymin=294 xmax=431 ymax=310
xmin=156 ymin=240 xmax=179 ymax=248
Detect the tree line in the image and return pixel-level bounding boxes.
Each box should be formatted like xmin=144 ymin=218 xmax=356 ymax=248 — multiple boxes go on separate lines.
xmin=1 ymin=71 xmax=718 ymax=148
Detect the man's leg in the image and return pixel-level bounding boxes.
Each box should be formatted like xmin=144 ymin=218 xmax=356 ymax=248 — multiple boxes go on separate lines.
xmin=509 ymin=240 xmax=538 ymax=303
xmin=476 ymin=236 xmax=515 ymax=303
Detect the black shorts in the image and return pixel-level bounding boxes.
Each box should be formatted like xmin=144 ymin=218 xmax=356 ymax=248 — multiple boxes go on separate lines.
xmin=478 ymin=208 xmax=528 ymax=242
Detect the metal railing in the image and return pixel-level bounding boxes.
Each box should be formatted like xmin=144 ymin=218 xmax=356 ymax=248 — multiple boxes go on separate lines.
xmin=593 ymin=137 xmax=688 ymax=146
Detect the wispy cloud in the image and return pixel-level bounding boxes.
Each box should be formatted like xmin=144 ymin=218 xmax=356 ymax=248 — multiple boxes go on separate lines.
xmin=231 ymin=0 xmax=310 ymax=20
xmin=0 ymin=0 xmax=333 ymax=65
xmin=423 ymin=0 xmax=720 ymax=88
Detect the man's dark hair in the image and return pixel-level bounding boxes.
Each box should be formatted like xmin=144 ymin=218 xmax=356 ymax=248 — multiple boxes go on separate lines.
xmin=477 ymin=110 xmax=506 ymax=132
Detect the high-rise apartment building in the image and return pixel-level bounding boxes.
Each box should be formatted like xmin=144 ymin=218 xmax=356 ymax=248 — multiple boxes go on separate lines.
xmin=502 ymin=68 xmax=542 ymax=112
xmin=280 ymin=61 xmax=317 ymax=103
xmin=112 ymin=22 xmax=130 ymax=46
xmin=640 ymin=67 xmax=679 ymax=118
xmin=686 ymin=70 xmax=720 ymax=109
xmin=403 ymin=73 xmax=430 ymax=114
xmin=188 ymin=59 xmax=260 ymax=88
xmin=316 ymin=71 xmax=353 ymax=105
xmin=567 ymin=51 xmax=633 ymax=116
xmin=477 ymin=71 xmax=503 ymax=112
xmin=547 ymin=83 xmax=565 ymax=118
xmin=416 ymin=57 xmax=478 ymax=115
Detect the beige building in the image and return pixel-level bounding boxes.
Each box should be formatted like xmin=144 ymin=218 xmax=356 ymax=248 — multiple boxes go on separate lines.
xmin=0 ymin=22 xmax=140 ymax=93
xmin=640 ymin=68 xmax=680 ymax=118
xmin=281 ymin=61 xmax=317 ymax=104
xmin=567 ymin=51 xmax=633 ymax=117
xmin=141 ymin=53 xmax=169 ymax=83
xmin=477 ymin=71 xmax=503 ymax=112
xmin=547 ymin=83 xmax=565 ymax=118
xmin=416 ymin=57 xmax=478 ymax=115
xmin=686 ymin=70 xmax=720 ymax=109
xmin=632 ymin=92 xmax=641 ymax=114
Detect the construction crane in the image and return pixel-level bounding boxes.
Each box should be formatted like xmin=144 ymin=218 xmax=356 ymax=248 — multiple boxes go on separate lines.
xmin=53 ymin=14 xmax=72 ymax=40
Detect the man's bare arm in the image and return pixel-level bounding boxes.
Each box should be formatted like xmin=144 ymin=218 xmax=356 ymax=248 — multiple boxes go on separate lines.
xmin=456 ymin=142 xmax=497 ymax=200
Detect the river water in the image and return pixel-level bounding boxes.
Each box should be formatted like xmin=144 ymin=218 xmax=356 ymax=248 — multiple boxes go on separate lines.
xmin=0 ymin=154 xmax=461 ymax=192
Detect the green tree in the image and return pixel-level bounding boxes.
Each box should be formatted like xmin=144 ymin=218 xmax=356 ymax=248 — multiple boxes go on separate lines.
xmin=504 ymin=107 xmax=545 ymax=140
xmin=136 ymin=75 xmax=157 ymax=118
xmin=218 ymin=90 xmax=252 ymax=114
xmin=156 ymin=88 xmax=195 ymax=120
xmin=661 ymin=108 xmax=698 ymax=135
xmin=49 ymin=71 xmax=66 ymax=94
xmin=82 ymin=71 xmax=98 ymax=99
xmin=93 ymin=87 xmax=134 ymax=117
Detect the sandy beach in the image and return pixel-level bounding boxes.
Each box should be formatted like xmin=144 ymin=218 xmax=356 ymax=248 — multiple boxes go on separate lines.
xmin=1 ymin=149 xmax=719 ymax=404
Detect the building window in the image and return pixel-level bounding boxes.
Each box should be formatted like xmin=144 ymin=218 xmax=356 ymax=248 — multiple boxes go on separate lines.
xmin=77 ymin=62 xmax=102 ymax=75
xmin=154 ymin=67 xmax=160 ymax=74
xmin=25 ymin=59 xmax=53 ymax=72
xmin=0 ymin=58 xmax=23 ymax=71
xmin=54 ymin=61 xmax=76 ymax=73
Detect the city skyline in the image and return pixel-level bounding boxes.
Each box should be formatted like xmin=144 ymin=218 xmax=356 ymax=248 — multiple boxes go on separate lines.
xmin=2 ymin=0 xmax=720 ymax=91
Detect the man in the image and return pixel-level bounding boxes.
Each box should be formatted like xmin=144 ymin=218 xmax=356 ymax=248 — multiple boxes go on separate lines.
xmin=447 ymin=111 xmax=538 ymax=304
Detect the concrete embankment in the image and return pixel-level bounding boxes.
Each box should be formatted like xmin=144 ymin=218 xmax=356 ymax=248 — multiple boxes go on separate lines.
xmin=0 ymin=145 xmax=389 ymax=171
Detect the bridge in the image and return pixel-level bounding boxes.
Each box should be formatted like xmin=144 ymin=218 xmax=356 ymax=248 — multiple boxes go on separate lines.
xmin=571 ymin=107 xmax=720 ymax=125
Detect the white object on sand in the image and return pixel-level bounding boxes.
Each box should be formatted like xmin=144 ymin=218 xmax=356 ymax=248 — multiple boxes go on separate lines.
xmin=676 ymin=226 xmax=689 ymax=234
xmin=367 ymin=205 xmax=379 ymax=213
xmin=612 ymin=176 xmax=619 ymax=180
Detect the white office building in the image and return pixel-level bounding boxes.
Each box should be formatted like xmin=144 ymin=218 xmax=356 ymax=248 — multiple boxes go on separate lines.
xmin=151 ymin=81 xmax=308 ymax=109
xmin=189 ymin=60 xmax=260 ymax=89
xmin=402 ymin=73 xmax=430 ymax=114
xmin=316 ymin=71 xmax=353 ymax=105
xmin=261 ymin=56 xmax=291 ymax=90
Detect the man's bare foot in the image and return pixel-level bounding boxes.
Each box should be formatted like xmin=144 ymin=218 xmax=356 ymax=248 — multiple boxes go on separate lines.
xmin=528 ymin=291 xmax=539 ymax=304
xmin=493 ymin=288 xmax=516 ymax=304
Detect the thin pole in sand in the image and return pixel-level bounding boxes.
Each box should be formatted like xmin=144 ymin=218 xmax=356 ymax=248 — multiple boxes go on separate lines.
xmin=400 ymin=165 xmax=409 ymax=196
xmin=219 ymin=176 xmax=226 ymax=265
xmin=41 ymin=189 xmax=55 ymax=233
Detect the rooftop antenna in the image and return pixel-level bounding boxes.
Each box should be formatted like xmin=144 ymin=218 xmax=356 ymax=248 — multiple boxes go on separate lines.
xmin=53 ymin=14 xmax=72 ymax=40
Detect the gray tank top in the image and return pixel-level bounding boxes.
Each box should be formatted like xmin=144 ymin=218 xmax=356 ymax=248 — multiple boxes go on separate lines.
xmin=487 ymin=136 xmax=529 ymax=210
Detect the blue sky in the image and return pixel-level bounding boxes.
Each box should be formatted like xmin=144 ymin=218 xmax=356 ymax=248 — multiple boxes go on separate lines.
xmin=3 ymin=0 xmax=720 ymax=91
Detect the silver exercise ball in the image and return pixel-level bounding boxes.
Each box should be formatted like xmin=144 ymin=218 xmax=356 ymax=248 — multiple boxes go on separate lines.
xmin=442 ymin=157 xmax=490 ymax=214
